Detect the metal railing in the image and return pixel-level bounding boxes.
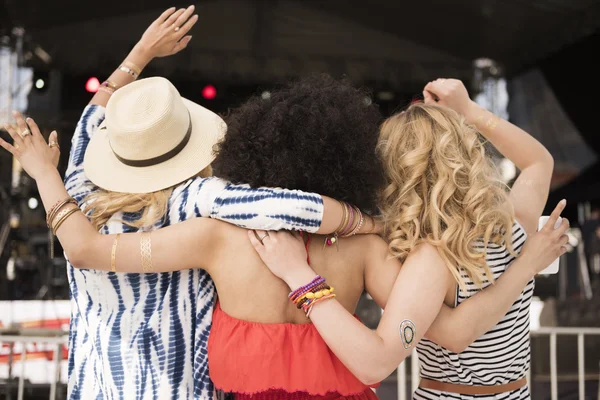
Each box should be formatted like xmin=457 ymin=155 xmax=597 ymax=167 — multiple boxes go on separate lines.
xmin=3 ymin=327 xmax=600 ymax=400
xmin=0 ymin=335 xmax=67 ymax=400
xmin=397 ymin=327 xmax=600 ymax=400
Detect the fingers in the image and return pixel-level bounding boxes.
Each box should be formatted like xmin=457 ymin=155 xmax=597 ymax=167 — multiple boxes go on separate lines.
xmin=12 ymin=111 xmax=32 ymax=143
xmin=559 ymin=234 xmax=569 ymax=247
xmin=4 ymin=122 xmax=24 ymax=148
xmin=25 ymin=116 xmax=45 ymax=145
xmin=175 ymin=14 xmax=198 ymax=40
xmin=248 ymin=230 xmax=265 ymax=254
xmin=163 ymin=7 xmax=186 ymax=28
xmin=553 ymin=217 xmax=570 ymax=238
xmin=157 ymin=6 xmax=177 ymax=24
xmin=173 ymin=5 xmax=195 ymax=31
xmin=49 ymin=130 xmax=60 ymax=158
xmin=291 ymin=231 xmax=303 ymax=242
xmin=0 ymin=137 xmax=18 ymax=156
xmin=423 ymin=90 xmax=436 ymax=104
xmin=172 ymin=36 xmax=192 ymax=53
xmin=542 ymin=199 xmax=567 ymax=232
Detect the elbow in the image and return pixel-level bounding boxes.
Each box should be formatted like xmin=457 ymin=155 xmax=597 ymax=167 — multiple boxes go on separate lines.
xmin=445 ymin=341 xmax=469 ymax=354
xmin=442 ymin=332 xmax=477 ymax=353
xmin=355 ymin=364 xmax=394 ymax=386
xmin=542 ymin=149 xmax=554 ymax=170
xmin=65 ymin=246 xmax=90 ymax=270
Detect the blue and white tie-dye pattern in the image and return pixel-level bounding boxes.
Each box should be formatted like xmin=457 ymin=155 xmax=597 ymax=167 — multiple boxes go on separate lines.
xmin=64 ymin=105 xmax=324 ymax=400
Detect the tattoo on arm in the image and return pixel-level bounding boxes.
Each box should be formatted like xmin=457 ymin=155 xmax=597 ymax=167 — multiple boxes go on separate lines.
xmin=400 ymin=319 xmax=416 ymax=349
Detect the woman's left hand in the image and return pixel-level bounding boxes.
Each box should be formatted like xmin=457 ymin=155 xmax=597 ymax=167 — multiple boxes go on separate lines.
xmin=248 ymin=230 xmax=318 ymax=290
xmin=1 ymin=111 xmax=59 ymax=180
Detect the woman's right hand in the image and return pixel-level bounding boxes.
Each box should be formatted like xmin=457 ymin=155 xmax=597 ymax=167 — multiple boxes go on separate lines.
xmin=1 ymin=112 xmax=59 ymax=181
xmin=518 ymin=199 xmax=570 ymax=276
xmin=132 ymin=5 xmax=198 ymax=61
xmin=423 ymin=78 xmax=480 ymax=118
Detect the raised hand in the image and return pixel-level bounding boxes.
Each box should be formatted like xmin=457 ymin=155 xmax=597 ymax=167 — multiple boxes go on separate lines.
xmin=422 ymin=78 xmax=477 ymax=118
xmin=1 ymin=111 xmax=59 ymax=180
xmin=518 ymin=199 xmax=570 ymax=276
xmin=134 ymin=5 xmax=198 ymax=60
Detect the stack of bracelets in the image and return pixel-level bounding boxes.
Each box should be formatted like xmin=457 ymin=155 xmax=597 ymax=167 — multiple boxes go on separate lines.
xmin=324 ymin=200 xmax=371 ymax=248
xmin=289 ymin=275 xmax=335 ymax=318
xmin=46 ymin=197 xmax=80 ymax=258
xmin=99 ymin=61 xmax=141 ymax=96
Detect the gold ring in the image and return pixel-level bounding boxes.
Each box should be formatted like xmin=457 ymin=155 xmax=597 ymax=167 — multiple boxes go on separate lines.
xmin=21 ymin=129 xmax=31 ymax=138
xmin=253 ymin=231 xmax=268 ymax=245
xmin=49 ymin=141 xmax=60 ymax=149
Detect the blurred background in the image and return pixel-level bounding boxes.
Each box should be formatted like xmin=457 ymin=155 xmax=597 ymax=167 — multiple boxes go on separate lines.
xmin=1 ymin=0 xmax=600 ymax=399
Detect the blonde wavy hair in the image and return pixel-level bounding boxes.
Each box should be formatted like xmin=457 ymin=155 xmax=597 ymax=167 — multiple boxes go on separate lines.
xmin=83 ymin=166 xmax=213 ymax=231
xmin=377 ymin=103 xmax=514 ymax=288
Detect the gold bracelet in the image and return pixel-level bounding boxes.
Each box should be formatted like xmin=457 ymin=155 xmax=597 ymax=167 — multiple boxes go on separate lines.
xmin=101 ymin=80 xmax=119 ymax=90
xmin=140 ymin=232 xmax=153 ymax=273
xmin=50 ymin=205 xmax=77 ymax=231
xmin=52 ymin=207 xmax=80 ymax=234
xmin=119 ymin=65 xmax=139 ymax=78
xmin=98 ymin=86 xmax=115 ymax=95
xmin=111 ymin=234 xmax=121 ymax=273
xmin=338 ymin=201 xmax=350 ymax=234
xmin=46 ymin=198 xmax=77 ymax=227
xmin=122 ymin=60 xmax=142 ymax=76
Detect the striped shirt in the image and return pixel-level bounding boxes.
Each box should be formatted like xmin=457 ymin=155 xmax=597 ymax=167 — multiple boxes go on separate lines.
xmin=64 ymin=105 xmax=324 ymax=400
xmin=414 ymin=222 xmax=532 ymax=400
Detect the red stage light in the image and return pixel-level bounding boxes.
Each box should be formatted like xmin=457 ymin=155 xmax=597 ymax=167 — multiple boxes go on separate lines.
xmin=202 ymin=85 xmax=216 ymax=100
xmin=85 ymin=77 xmax=100 ymax=93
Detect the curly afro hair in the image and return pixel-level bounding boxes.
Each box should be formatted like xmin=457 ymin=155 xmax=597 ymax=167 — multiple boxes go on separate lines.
xmin=213 ymin=74 xmax=384 ymax=212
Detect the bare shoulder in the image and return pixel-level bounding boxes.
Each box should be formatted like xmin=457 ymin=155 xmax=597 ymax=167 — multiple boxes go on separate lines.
xmin=405 ymin=242 xmax=446 ymax=268
xmin=354 ymin=233 xmax=389 ymax=253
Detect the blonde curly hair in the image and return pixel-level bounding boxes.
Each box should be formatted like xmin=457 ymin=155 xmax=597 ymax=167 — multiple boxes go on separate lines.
xmin=377 ymin=103 xmax=515 ymax=288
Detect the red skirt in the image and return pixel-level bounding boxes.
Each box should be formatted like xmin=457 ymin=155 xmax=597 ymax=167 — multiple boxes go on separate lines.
xmin=208 ymin=302 xmax=379 ymax=399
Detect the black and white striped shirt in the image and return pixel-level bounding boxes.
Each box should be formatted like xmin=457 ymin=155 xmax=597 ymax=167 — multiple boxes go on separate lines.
xmin=414 ymin=222 xmax=532 ymax=400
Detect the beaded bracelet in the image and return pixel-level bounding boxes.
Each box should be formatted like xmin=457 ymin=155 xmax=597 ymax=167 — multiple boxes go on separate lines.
xmin=290 ymin=280 xmax=326 ymax=303
xmin=305 ymin=294 xmax=336 ymax=318
xmin=295 ymin=284 xmax=331 ymax=309
xmin=289 ymin=275 xmax=324 ymax=300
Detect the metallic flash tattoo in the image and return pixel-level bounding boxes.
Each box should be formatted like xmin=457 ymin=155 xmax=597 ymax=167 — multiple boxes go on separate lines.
xmin=399 ymin=319 xmax=416 ymax=349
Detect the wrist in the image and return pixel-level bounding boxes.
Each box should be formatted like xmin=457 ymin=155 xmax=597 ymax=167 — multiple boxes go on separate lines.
xmin=127 ymin=44 xmax=153 ymax=69
xmin=283 ymin=266 xmax=319 ymax=291
xmin=31 ymin=164 xmax=58 ymax=181
xmin=513 ymin=254 xmax=537 ymax=281
xmin=463 ymin=101 xmax=485 ymax=125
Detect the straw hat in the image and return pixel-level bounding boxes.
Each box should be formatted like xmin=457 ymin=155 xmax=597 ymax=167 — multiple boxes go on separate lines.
xmin=84 ymin=77 xmax=225 ymax=193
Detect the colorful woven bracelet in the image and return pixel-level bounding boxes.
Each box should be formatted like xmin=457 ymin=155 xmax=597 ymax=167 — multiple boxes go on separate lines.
xmin=289 ymin=275 xmax=324 ymax=300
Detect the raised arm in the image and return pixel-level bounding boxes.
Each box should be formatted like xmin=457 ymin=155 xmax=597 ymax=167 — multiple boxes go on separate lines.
xmin=248 ymin=205 xmax=569 ymax=384
xmin=65 ymin=6 xmax=197 ymax=202
xmin=2 ymin=115 xmax=223 ymax=273
xmin=424 ymin=79 xmax=554 ymax=234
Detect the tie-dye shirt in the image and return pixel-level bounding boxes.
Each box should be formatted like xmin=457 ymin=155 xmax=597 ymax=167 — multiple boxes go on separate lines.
xmin=64 ymin=105 xmax=324 ymax=400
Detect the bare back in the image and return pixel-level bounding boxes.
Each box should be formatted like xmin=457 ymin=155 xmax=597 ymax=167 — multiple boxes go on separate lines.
xmin=206 ymin=222 xmax=389 ymax=324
